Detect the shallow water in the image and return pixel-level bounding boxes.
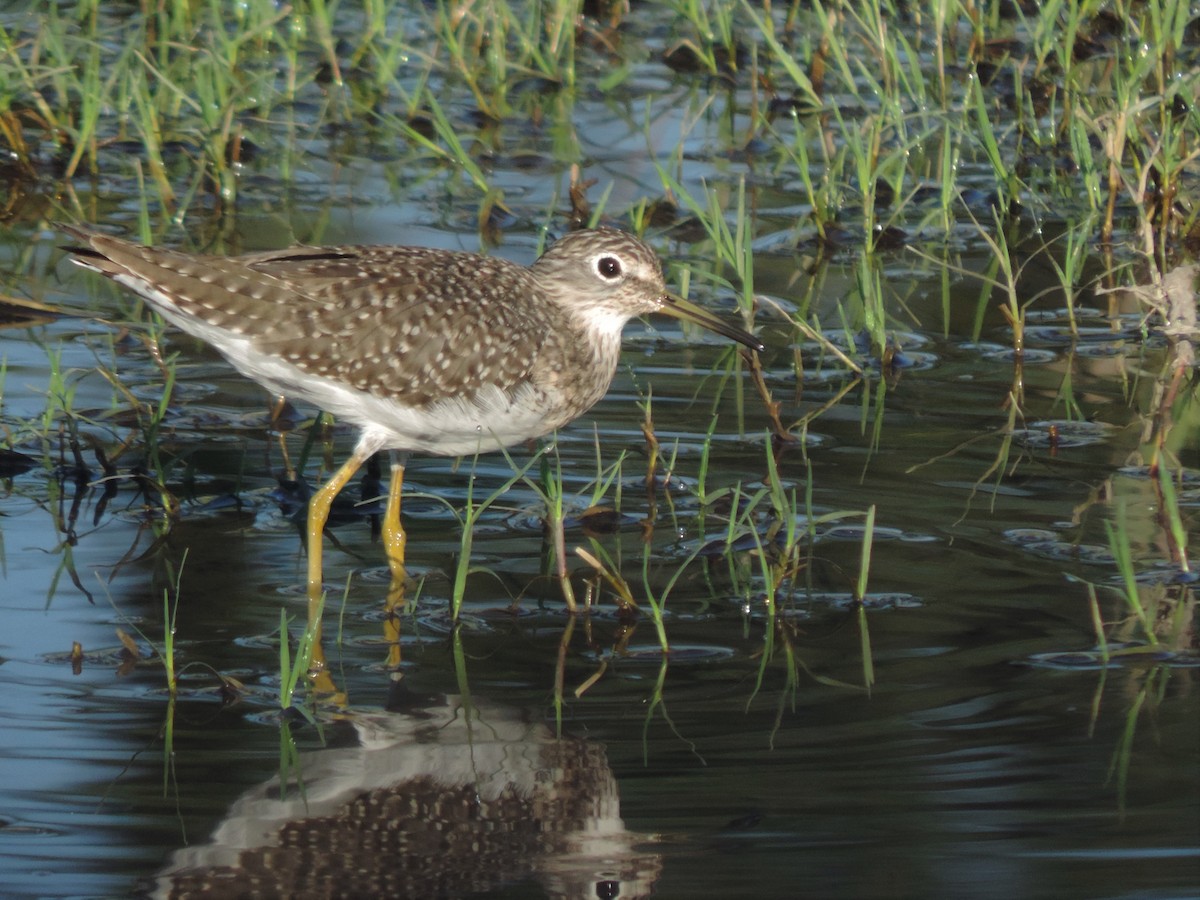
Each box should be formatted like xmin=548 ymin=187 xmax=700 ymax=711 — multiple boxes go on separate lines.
xmin=2 ymin=3 xmax=1198 ymax=898
xmin=3 ymin=241 xmax=1196 ymax=898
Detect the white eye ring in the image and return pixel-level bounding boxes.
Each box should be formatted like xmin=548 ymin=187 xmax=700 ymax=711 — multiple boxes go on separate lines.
xmin=593 ymin=254 xmax=624 ymax=281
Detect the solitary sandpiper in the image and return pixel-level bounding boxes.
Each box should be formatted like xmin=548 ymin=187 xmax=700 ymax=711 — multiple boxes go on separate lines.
xmin=61 ymin=224 xmax=763 ymax=621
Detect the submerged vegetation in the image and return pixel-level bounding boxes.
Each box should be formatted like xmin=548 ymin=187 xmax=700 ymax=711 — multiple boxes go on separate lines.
xmin=0 ymin=0 xmax=1196 ymax=727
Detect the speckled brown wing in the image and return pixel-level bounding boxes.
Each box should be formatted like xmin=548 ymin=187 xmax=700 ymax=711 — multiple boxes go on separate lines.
xmin=242 ymin=246 xmax=549 ymax=408
xmin=61 ymin=227 xmax=551 ymax=410
xmin=59 ymin=228 xmax=331 ymax=347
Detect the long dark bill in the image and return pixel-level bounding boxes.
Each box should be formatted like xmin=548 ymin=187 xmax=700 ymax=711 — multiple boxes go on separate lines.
xmin=657 ymin=291 xmax=764 ymax=352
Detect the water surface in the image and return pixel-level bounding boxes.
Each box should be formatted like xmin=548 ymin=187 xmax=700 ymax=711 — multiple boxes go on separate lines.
xmin=0 ymin=2 xmax=1197 ymax=897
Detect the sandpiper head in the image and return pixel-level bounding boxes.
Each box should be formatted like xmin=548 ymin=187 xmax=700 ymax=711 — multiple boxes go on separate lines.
xmin=531 ymin=227 xmax=668 ymax=316
xmin=532 ymin=228 xmax=763 ymax=351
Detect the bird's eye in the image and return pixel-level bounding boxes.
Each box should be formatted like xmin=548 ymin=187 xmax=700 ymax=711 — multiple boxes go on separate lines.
xmin=596 ymin=256 xmax=623 ymax=280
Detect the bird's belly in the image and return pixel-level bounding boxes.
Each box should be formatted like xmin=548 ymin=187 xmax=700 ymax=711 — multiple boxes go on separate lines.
xmin=217 ymin=337 xmax=580 ymax=457
xmin=336 ymin=386 xmax=568 ymax=457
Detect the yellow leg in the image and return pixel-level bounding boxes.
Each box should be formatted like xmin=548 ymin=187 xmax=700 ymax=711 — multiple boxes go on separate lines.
xmin=305 ymin=441 xmax=376 ymax=690
xmin=268 ymin=395 xmax=295 ymax=479
xmin=382 ymin=456 xmax=407 ymax=581
xmin=382 ymin=453 xmax=408 ymax=671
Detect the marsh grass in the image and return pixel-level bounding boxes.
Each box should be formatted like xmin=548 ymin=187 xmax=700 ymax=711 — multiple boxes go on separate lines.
xmin=534 ymin=443 xmax=577 ymax=608
xmin=4 ymin=0 xmax=1197 ymax=730
xmin=278 ymin=600 xmax=322 ymax=720
xmin=1098 ymin=464 xmax=1195 ymax=657
xmin=1104 ymin=506 xmax=1157 ymax=641
xmin=1078 ymin=458 xmax=1196 ymax=815
xmin=98 ymin=550 xmax=244 ymax=717
xmin=1 ymin=0 xmax=1192 ymax=251
xmin=18 ymin=331 xmax=187 ymax=604
xmin=854 ymin=503 xmax=876 ymax=693
xmin=401 ymin=446 xmax=556 ymax=618
xmin=746 ymin=438 xmax=876 ymax=700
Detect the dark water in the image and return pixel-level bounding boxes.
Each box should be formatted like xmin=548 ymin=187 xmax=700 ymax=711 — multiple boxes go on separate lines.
xmin=3 ymin=232 xmax=1196 ymax=898
xmin=2 ymin=4 xmax=1198 ymax=899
